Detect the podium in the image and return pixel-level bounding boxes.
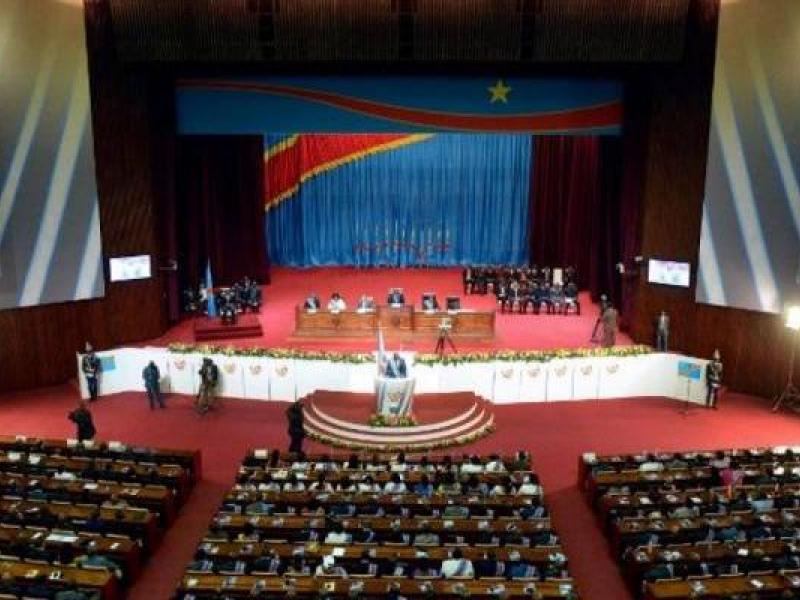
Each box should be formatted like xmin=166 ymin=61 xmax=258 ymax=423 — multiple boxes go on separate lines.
xmin=375 ymin=376 xmax=415 ymax=417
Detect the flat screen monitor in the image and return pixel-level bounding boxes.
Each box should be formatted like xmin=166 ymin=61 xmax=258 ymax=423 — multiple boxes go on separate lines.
xmin=109 ymin=255 xmax=152 ymax=282
xmin=648 ymin=259 xmax=690 ymax=288
xmin=446 ymin=296 xmax=461 ymax=311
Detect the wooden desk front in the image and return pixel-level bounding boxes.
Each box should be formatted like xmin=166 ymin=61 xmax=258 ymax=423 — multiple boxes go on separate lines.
xmin=294 ymin=306 xmax=494 ymax=339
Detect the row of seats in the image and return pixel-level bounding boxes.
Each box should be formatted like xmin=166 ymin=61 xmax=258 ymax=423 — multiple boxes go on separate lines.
xmin=176 ymin=451 xmax=580 ymax=599
xmin=581 ymin=447 xmax=800 ymax=600
xmin=0 ymin=436 xmax=200 ymax=600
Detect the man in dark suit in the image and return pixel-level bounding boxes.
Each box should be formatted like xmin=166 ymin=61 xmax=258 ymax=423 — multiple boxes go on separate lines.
xmin=387 ymin=288 xmax=405 ymax=306
xmin=384 ymin=353 xmax=407 ymax=378
xmin=68 ymin=401 xmax=96 ymax=442
xmin=81 ymin=343 xmax=100 ymax=401
xmin=142 ymin=361 xmax=165 ymax=409
xmin=304 ymin=294 xmax=321 ymax=311
xmin=286 ymin=400 xmax=305 ymax=453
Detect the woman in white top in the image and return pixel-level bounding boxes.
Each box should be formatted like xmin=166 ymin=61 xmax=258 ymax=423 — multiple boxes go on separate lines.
xmin=516 ymin=474 xmax=541 ymax=496
xmin=390 ymin=452 xmax=408 ymax=473
xmin=356 ymin=476 xmax=382 ymax=493
xmin=383 ymin=473 xmax=407 ymax=494
xmin=327 ymin=292 xmax=347 ymax=313
xmin=484 ymin=455 xmax=507 ymax=473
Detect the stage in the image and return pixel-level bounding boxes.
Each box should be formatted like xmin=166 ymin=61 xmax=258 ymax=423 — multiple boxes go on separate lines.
xmin=147 ymin=267 xmax=632 ymax=352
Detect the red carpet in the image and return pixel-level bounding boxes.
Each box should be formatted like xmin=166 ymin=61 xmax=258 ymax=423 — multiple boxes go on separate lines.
xmin=192 ymin=313 xmax=263 ymax=342
xmin=145 ymin=267 xmax=633 ymax=352
xmin=1 ymin=386 xmax=798 ymax=600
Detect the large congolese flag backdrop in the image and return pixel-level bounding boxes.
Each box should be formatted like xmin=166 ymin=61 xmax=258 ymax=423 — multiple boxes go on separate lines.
xmin=176 ymin=77 xmax=622 ymax=267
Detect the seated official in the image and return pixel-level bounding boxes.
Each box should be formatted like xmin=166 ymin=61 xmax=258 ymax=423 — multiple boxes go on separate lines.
xmin=304 ymin=293 xmax=321 ymax=311
xmin=356 ymin=294 xmax=376 ymax=313
xmin=564 ymin=281 xmax=580 ymax=314
xmin=383 ymin=352 xmax=408 ymax=378
xmin=550 ymin=283 xmax=566 ymax=314
xmin=421 ymin=294 xmax=439 ymax=312
xmin=387 ymin=288 xmax=405 ymax=307
xmin=327 ymin=292 xmax=347 ymax=313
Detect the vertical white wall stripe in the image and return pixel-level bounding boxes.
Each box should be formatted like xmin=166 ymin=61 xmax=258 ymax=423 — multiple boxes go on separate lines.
xmin=74 ymin=198 xmax=102 ymax=299
xmin=713 ymin=63 xmax=780 ymax=312
xmin=19 ymin=63 xmax=90 ymax=306
xmin=0 ymin=35 xmax=59 ymax=244
xmin=748 ymin=48 xmax=800 ymax=238
xmin=697 ymin=203 xmax=727 ymax=306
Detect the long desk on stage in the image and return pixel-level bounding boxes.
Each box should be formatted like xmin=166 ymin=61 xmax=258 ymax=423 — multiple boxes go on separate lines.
xmin=294 ymin=305 xmax=495 ymax=340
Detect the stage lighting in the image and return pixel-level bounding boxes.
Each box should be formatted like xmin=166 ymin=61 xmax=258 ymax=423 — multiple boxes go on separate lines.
xmin=773 ymin=305 xmax=800 ymax=412
xmin=786 ymin=305 xmax=800 ymax=331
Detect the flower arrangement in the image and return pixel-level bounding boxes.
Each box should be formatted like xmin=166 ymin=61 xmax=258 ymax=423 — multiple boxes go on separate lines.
xmin=414 ymin=344 xmax=652 ymax=366
xmin=167 ymin=343 xmax=374 ymax=364
xmin=367 ymin=413 xmax=417 ymax=427
xmin=167 ymin=343 xmax=651 ymax=366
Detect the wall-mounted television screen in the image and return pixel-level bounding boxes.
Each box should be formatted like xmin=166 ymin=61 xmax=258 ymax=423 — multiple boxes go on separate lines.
xmin=648 ymin=259 xmax=691 ymax=288
xmin=109 ymin=255 xmax=152 ymax=282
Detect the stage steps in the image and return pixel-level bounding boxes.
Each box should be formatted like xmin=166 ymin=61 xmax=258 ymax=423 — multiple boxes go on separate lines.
xmin=301 ymin=390 xmax=494 ymax=451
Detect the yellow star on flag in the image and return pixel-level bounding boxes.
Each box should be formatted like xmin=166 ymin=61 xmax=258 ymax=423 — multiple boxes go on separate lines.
xmin=488 ymin=79 xmax=512 ymax=103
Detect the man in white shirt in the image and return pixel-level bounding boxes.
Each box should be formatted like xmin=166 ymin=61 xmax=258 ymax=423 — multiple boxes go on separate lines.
xmin=384 ymin=473 xmax=407 ymax=494
xmin=328 ymin=292 xmax=347 ymax=313
xmin=315 ymin=555 xmax=348 ymax=576
xmin=441 ymin=549 xmax=474 ymax=578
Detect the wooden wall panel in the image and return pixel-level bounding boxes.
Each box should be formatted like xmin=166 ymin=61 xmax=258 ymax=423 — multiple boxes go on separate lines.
xmin=0 ymin=0 xmax=169 ymax=392
xmin=629 ymin=0 xmax=799 ymax=400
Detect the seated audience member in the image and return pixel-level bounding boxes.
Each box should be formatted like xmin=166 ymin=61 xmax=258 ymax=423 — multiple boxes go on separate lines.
xmin=475 ymin=551 xmax=505 ymax=579
xmin=517 ymin=474 xmax=541 ymax=496
xmin=441 ymin=548 xmax=475 ymax=578
xmin=460 ymin=455 xmax=484 ymax=474
xmin=506 ymin=550 xmax=538 ymax=580
xmin=413 ymin=474 xmax=434 ymax=498
xmin=390 ymin=452 xmax=408 ymax=472
xmin=353 ymin=524 xmax=377 ymax=543
xmin=356 ymin=294 xmax=376 ymax=313
xmin=75 ymin=546 xmax=123 ymax=579
xmin=356 ymin=475 xmax=381 ymax=493
xmin=324 ymin=523 xmax=352 ymax=545
xmin=485 ymin=454 xmax=507 ymax=473
xmin=285 ymin=556 xmax=311 ymax=575
xmin=245 ymin=498 xmax=274 ymax=516
xmin=251 ymin=549 xmax=282 ymax=574
xmin=384 ymin=473 xmax=407 ymax=494
xmin=387 ymin=288 xmax=405 ymax=306
xmin=308 ymin=473 xmax=334 ymax=492
xmin=304 ymin=293 xmax=321 ymax=311
xmin=413 ymin=525 xmax=440 ymax=546
xmin=327 ymin=292 xmax=347 ymax=312
xmin=351 ymin=550 xmax=379 ymax=576
xmin=315 ymin=554 xmax=348 ymax=577
xmin=282 ymin=473 xmax=306 ymax=492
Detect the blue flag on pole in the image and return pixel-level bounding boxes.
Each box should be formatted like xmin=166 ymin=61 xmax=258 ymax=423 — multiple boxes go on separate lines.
xmin=205 ymin=259 xmax=217 ymax=317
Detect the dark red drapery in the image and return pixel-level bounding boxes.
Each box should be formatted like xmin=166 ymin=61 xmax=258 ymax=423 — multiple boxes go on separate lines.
xmin=173 ymin=135 xmax=270 ymax=291
xmin=529 ymin=135 xmax=639 ymax=326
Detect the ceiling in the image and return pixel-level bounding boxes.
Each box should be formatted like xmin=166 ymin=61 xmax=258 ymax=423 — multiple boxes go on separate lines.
xmin=106 ymin=0 xmax=693 ymax=64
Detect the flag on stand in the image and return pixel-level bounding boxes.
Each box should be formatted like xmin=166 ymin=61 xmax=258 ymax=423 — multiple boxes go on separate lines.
xmin=205 ymin=259 xmax=217 ymax=317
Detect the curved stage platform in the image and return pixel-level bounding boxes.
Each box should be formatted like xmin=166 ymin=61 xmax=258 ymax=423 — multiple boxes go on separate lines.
xmin=302 ymin=390 xmax=495 ymax=451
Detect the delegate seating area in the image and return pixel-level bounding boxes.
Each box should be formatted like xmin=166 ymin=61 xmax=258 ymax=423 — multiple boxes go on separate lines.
xmin=176 ymin=451 xmax=579 ymax=599
xmin=463 ymin=267 xmax=580 ymax=316
xmin=579 ymin=447 xmax=800 ymax=600
xmin=0 ymin=435 xmax=200 ymax=600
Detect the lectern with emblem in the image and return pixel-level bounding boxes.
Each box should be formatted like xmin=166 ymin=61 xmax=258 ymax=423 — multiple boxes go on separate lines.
xmin=375 ymin=329 xmax=414 ymax=418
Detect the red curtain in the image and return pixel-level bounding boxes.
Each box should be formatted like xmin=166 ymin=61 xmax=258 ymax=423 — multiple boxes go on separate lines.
xmin=173 ymin=135 xmax=270 ymax=291
xmin=529 ymin=136 xmax=638 ymax=325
